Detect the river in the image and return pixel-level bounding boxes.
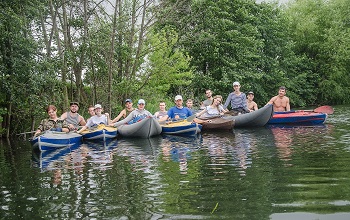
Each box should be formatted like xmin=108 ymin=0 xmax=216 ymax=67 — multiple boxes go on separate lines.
xmin=0 ymin=105 xmax=349 ymax=219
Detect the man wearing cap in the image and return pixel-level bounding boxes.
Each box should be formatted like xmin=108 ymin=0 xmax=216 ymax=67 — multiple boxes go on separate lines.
xmin=159 ymin=95 xmax=193 ymax=122
xmin=111 ymin=99 xmax=135 ymax=123
xmin=60 ymin=101 xmax=86 ymax=130
xmin=78 ymin=104 xmax=110 ymax=133
xmin=223 ymin=82 xmax=250 ymax=114
xmin=247 ymin=91 xmax=258 ymax=112
xmin=110 ymin=99 xmax=152 ymax=127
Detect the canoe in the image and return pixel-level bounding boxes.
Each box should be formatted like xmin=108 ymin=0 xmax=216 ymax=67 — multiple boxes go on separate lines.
xmin=224 ymin=104 xmax=273 ymax=127
xmin=161 ymin=120 xmax=202 ymax=136
xmin=267 ymin=111 xmax=327 ymax=125
xmin=31 ymin=131 xmax=82 ymax=151
xmin=117 ymin=116 xmax=162 ymax=138
xmin=198 ymin=117 xmax=235 ymax=131
xmin=80 ymin=124 xmax=118 ymax=141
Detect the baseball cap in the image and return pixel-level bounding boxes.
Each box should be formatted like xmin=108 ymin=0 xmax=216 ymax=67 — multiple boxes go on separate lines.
xmin=247 ymin=91 xmax=254 ymax=95
xmin=94 ymin=104 xmax=102 ymax=109
xmin=138 ymin=99 xmax=145 ymax=104
xmin=125 ymin=99 xmax=132 ymax=103
xmin=233 ymin=81 xmax=240 ymax=86
xmin=70 ymin=101 xmax=79 ymax=107
xmin=175 ymin=95 xmax=183 ymax=101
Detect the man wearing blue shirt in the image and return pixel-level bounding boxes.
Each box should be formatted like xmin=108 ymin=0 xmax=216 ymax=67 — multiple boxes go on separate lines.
xmin=159 ymin=95 xmax=192 ymax=122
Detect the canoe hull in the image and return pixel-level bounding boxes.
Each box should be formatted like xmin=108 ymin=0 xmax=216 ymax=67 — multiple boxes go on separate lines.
xmin=81 ymin=125 xmax=118 ymax=141
xmin=268 ymin=111 xmax=327 ymax=125
xmin=200 ymin=117 xmax=235 ymax=131
xmin=162 ymin=121 xmax=201 ymax=136
xmin=31 ymin=131 xmax=82 ymax=151
xmin=224 ymin=104 xmax=273 ymax=128
xmin=118 ymin=117 xmax=162 ymax=138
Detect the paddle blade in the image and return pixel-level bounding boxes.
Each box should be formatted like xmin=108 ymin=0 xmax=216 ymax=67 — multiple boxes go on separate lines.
xmin=186 ymin=115 xmax=196 ymax=122
xmin=314 ymin=105 xmax=334 ymax=114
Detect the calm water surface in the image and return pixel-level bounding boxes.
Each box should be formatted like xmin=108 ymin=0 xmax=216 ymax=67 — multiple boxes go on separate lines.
xmin=1 ymin=105 xmax=350 ymax=220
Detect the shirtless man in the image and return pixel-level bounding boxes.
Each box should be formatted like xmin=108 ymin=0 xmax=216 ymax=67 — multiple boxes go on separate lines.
xmin=111 ymin=99 xmax=135 ymax=123
xmin=267 ymin=86 xmax=290 ymax=112
xmin=60 ymin=101 xmax=86 ymax=130
xmin=246 ymin=91 xmax=258 ymax=112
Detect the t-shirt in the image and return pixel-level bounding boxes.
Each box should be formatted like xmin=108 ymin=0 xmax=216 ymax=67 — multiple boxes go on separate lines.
xmin=86 ymin=115 xmax=108 ymax=128
xmin=200 ymin=105 xmax=225 ymax=118
xmin=113 ymin=109 xmax=152 ymax=127
xmin=223 ymin=92 xmax=249 ymax=111
xmin=154 ymin=111 xmax=168 ymax=119
xmin=167 ymin=106 xmax=192 ymax=120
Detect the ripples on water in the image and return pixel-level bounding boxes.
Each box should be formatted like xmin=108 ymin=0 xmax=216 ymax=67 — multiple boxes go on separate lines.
xmin=1 ymin=105 xmax=350 ymax=219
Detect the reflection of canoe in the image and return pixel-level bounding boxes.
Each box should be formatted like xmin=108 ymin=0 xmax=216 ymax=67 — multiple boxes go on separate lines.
xmin=31 ymin=131 xmax=82 ymax=151
xmin=117 ymin=117 xmax=162 ymax=138
xmin=32 ymin=143 xmax=81 ymax=170
xmin=80 ymin=124 xmax=118 ymax=141
xmin=161 ymin=121 xmax=201 ymax=136
xmin=267 ymin=111 xmax=327 ymax=125
xmin=224 ymin=104 xmax=273 ymax=127
xmin=198 ymin=117 xmax=235 ymax=131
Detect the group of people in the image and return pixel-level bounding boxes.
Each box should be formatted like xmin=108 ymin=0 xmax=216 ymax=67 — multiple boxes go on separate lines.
xmin=34 ymin=82 xmax=290 ymax=137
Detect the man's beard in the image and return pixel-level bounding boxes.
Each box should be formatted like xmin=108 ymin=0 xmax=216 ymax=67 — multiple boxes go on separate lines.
xmin=70 ymin=110 xmax=77 ymax=113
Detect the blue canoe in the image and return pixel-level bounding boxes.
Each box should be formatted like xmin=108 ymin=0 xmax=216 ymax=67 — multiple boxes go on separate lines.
xmin=80 ymin=124 xmax=118 ymax=141
xmin=267 ymin=111 xmax=327 ymax=125
xmin=161 ymin=121 xmax=202 ymax=136
xmin=31 ymin=131 xmax=82 ymax=151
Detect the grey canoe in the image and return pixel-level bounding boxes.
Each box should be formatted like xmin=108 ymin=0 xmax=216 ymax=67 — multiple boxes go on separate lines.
xmin=117 ymin=117 xmax=162 ymax=138
xmin=224 ymin=104 xmax=273 ymax=128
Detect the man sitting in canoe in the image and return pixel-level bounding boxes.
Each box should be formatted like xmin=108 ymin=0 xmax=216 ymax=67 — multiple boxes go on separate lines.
xmin=34 ymin=105 xmax=70 ymax=137
xmin=159 ymin=95 xmax=193 ymax=122
xmin=110 ymin=99 xmax=153 ymax=127
xmin=77 ymin=104 xmax=110 ymax=133
xmin=154 ymin=101 xmax=168 ymax=119
xmin=223 ymin=81 xmax=250 ymax=115
xmin=60 ymin=101 xmax=86 ymax=131
xmin=247 ymin=91 xmax=258 ymax=112
xmin=266 ymin=86 xmax=291 ymax=112
xmin=111 ymin=99 xmax=135 ymax=123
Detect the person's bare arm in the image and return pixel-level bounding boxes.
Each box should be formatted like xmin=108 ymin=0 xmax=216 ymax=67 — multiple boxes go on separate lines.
xmin=79 ymin=116 xmax=86 ymax=126
xmin=111 ymin=109 xmax=125 ymax=123
xmin=286 ymin=97 xmax=291 ymax=111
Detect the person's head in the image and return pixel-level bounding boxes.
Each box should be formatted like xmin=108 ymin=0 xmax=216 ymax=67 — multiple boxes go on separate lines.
xmin=47 ymin=105 xmax=57 ymax=118
xmin=247 ymin=91 xmax=254 ymax=100
xmin=205 ymin=90 xmax=212 ymax=98
xmin=212 ymin=95 xmax=223 ymax=106
xmin=186 ymin=99 xmax=193 ymax=109
xmin=125 ymin=99 xmax=133 ymax=109
xmin=232 ymin=81 xmax=241 ymax=91
xmin=88 ymin=105 xmax=95 ymax=116
xmin=278 ymin=86 xmax=287 ymax=97
xmin=159 ymin=101 xmax=166 ymax=111
xmin=174 ymin=95 xmax=183 ymax=107
xmin=94 ymin=104 xmax=103 ymax=115
xmin=70 ymin=101 xmax=79 ymax=113
xmin=137 ymin=99 xmax=146 ymax=110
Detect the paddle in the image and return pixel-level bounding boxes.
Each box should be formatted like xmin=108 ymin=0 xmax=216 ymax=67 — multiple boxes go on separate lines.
xmin=297 ymin=105 xmax=334 ymax=114
xmin=314 ymin=105 xmax=334 ymax=114
xmin=186 ymin=114 xmax=197 ymax=122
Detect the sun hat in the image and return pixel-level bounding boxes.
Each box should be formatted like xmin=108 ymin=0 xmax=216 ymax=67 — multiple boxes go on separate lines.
xmin=175 ymin=95 xmax=183 ymax=101
xmin=94 ymin=104 xmax=102 ymax=109
xmin=138 ymin=99 xmax=145 ymax=104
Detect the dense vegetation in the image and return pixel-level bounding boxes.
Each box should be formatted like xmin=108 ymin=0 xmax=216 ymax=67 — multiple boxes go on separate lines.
xmin=1 ymin=0 xmax=350 ymax=137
